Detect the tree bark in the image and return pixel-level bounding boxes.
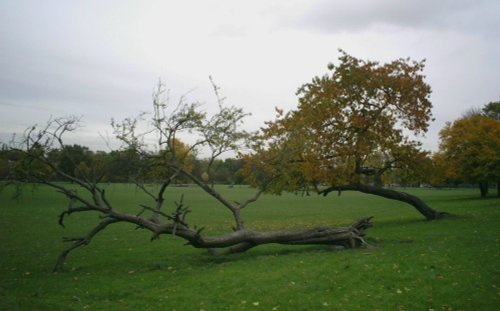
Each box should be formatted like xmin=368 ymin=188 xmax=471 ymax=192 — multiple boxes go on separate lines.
xmin=479 ymin=181 xmax=489 ymax=198
xmin=52 ymin=215 xmax=373 ymax=271
xmin=320 ymin=183 xmax=446 ymax=220
xmin=185 ymin=217 xmax=373 ymax=254
xmin=373 ymin=173 xmax=383 ymax=188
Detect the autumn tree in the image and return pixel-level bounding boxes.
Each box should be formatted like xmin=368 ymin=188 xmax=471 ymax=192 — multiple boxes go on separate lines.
xmin=438 ymin=114 xmax=500 ymax=197
xmin=389 ymin=150 xmax=434 ymax=187
xmin=427 ymin=152 xmax=460 ymax=188
xmin=243 ymin=51 xmax=446 ymax=220
xmin=6 ymin=80 xmax=372 ymax=271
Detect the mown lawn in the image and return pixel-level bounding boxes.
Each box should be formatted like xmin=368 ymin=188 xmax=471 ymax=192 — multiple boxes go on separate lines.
xmin=0 ymin=184 xmax=499 ymax=310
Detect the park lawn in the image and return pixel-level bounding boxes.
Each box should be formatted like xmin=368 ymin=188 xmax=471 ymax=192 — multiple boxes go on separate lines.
xmin=0 ymin=184 xmax=499 ymax=310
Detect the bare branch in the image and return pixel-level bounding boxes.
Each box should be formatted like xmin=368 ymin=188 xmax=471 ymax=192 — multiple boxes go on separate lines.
xmin=53 ymin=218 xmax=119 ymax=272
xmin=239 ymin=189 xmax=264 ymax=209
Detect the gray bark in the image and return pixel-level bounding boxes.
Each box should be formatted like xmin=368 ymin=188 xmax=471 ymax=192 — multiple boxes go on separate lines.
xmin=320 ymin=183 xmax=446 ymax=220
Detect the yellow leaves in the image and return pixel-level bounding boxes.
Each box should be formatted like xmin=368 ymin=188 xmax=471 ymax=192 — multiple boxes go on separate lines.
xmin=170 ymin=138 xmax=195 ymax=173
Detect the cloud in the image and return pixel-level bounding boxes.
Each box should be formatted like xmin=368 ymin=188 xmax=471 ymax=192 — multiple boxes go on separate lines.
xmin=0 ymin=0 xmax=499 ymax=153
xmin=288 ymin=0 xmax=499 ymax=34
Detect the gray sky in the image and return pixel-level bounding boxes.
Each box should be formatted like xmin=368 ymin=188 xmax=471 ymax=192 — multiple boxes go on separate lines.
xmin=1 ymin=0 xmax=499 ymax=153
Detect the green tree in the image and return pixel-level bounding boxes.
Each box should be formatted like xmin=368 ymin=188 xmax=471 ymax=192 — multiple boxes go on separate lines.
xmin=103 ymin=149 xmax=142 ymax=182
xmin=482 ymin=101 xmax=500 ymax=120
xmin=194 ymin=158 xmax=245 ymax=185
xmin=55 ymin=144 xmax=93 ymax=178
xmin=0 ymin=144 xmax=9 ymax=180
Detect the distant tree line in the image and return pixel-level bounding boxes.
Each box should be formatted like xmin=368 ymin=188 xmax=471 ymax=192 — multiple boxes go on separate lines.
xmin=1 ymin=100 xmax=497 ymax=200
xmin=0 ymin=143 xmax=245 ymax=185
xmin=2 ymin=106 xmax=498 ymax=196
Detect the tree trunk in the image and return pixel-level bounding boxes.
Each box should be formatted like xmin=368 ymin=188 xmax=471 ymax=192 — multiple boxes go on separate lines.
xmin=188 ymin=217 xmax=373 ymax=254
xmin=53 ymin=216 xmax=373 ymax=271
xmin=374 ymin=173 xmax=383 ymax=188
xmin=320 ymin=183 xmax=446 ymax=220
xmin=479 ymin=182 xmax=489 ymax=198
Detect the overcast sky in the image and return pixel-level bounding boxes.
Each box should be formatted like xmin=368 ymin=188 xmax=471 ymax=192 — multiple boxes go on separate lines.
xmin=1 ymin=0 xmax=499 ymax=153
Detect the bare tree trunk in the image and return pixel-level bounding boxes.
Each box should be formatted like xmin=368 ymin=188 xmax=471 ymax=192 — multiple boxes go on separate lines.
xmin=193 ymin=217 xmax=373 ymax=253
xmin=479 ymin=181 xmax=489 ymax=198
xmin=52 ymin=214 xmax=373 ymax=271
xmin=374 ymin=172 xmax=383 ymax=188
xmin=320 ymin=183 xmax=446 ymax=220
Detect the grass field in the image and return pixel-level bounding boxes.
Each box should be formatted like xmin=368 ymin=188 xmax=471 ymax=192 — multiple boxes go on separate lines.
xmin=0 ymin=184 xmax=499 ymax=310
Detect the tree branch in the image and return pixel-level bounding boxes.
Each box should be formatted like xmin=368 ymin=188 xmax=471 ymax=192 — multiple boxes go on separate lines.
xmin=53 ymin=218 xmax=120 ymax=272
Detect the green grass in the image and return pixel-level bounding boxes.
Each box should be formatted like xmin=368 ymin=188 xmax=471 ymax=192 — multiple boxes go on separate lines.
xmin=1 ymin=184 xmax=499 ymax=310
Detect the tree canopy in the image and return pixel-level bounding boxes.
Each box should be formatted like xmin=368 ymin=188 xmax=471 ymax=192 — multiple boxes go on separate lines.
xmin=482 ymin=101 xmax=500 ymax=120
xmin=243 ymin=51 xmax=444 ymax=219
xmin=438 ymin=113 xmax=500 ymax=197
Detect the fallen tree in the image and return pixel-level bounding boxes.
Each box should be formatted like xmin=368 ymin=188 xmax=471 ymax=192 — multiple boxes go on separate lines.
xmin=6 ymin=80 xmax=372 ymax=272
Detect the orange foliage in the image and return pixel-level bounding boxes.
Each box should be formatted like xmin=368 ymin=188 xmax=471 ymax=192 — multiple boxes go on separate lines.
xmin=243 ymin=51 xmax=433 ymax=192
xmin=438 ymin=115 xmax=500 ymax=183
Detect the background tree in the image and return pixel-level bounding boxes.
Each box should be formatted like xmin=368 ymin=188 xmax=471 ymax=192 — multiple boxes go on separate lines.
xmin=51 ymin=144 xmax=93 ymax=178
xmin=438 ymin=113 xmax=500 ymax=197
xmin=6 ymin=80 xmax=372 ymax=271
xmin=482 ymin=101 xmax=500 ymax=120
xmin=428 ymin=152 xmax=462 ymax=188
xmin=0 ymin=144 xmax=10 ymax=180
xmin=389 ymin=150 xmax=434 ymax=187
xmin=191 ymin=158 xmax=245 ymax=185
xmin=243 ymin=51 xmax=446 ymax=220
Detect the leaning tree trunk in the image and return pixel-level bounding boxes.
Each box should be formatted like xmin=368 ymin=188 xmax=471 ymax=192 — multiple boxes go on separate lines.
xmin=320 ymin=183 xmax=446 ymax=220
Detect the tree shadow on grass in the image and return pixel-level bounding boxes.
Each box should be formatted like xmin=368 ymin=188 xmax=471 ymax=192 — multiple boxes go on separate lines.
xmin=435 ymin=195 xmax=499 ymax=202
xmin=181 ymin=214 xmax=473 ymax=267
xmin=373 ymin=211 xmax=467 ymax=227
xmin=187 ymin=244 xmax=357 ymax=266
